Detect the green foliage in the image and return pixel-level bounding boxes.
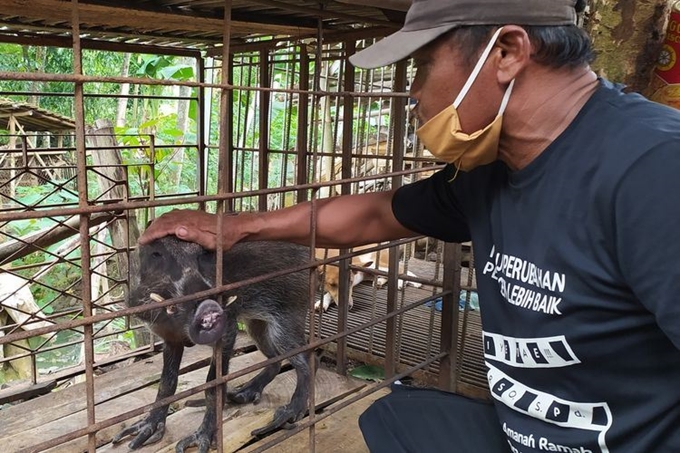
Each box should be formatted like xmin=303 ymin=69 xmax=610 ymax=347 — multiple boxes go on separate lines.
xmin=349 ymin=364 xmax=385 ymax=382
xmin=14 ymin=182 xmax=78 ymax=208
xmin=0 ymin=44 xmax=126 ymax=122
xmin=0 ymin=42 xmax=389 ymax=380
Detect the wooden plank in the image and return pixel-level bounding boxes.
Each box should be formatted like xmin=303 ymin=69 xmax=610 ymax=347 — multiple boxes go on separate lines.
xmin=314 ymin=280 xmax=490 ymax=399
xmin=242 ymin=387 xmax=391 ymax=453
xmin=0 ymin=0 xmax=314 ymax=38
xmin=0 ymin=333 xmax=253 ymax=438
xmin=0 ymin=379 xmax=57 ymax=405
xmin=5 ymin=349 xmax=267 ymax=453
xmin=97 ymin=366 xmax=365 ymax=453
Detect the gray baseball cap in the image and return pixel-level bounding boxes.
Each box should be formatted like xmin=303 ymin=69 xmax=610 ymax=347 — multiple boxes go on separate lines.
xmin=349 ymin=0 xmax=578 ymax=69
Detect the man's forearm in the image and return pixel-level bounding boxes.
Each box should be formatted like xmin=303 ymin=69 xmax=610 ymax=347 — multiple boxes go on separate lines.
xmin=233 ymin=190 xmax=416 ymax=248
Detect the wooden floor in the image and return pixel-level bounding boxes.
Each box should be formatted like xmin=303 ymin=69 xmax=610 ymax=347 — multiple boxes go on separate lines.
xmin=0 ymin=333 xmax=373 ymax=453
xmin=315 ymin=258 xmax=489 ymax=399
xmin=0 ymin=258 xmax=489 ymax=452
xmin=241 ymin=388 xmax=391 ymax=453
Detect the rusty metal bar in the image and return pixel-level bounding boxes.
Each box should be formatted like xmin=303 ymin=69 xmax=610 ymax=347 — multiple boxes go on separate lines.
xmin=26 ymin=339 xmax=433 ymax=453
xmin=296 ymin=45 xmax=310 ymax=203
xmin=0 ymin=90 xmax=197 ymax=100
xmin=70 ymin=1 xmax=96 ymax=451
xmin=258 ymin=48 xmax=271 ymax=211
xmin=213 ymin=2 xmax=232 ymax=450
xmin=13 ymin=287 xmax=447 ymax=452
xmin=306 ymin=197 xmax=320 ymax=453
xmin=384 ymin=249 xmax=399 ymax=379
xmin=0 ymin=238 xmax=427 ymax=365
xmin=0 ymin=322 xmax=147 ymax=363
xmin=0 ymin=167 xmax=442 ymax=223
xmin=391 ymin=60 xmax=408 ymax=188
xmin=305 ymin=12 xmax=328 ymax=450
xmin=249 ymin=351 xmax=447 ymax=453
xmin=216 ymin=36 xmax=235 ymax=212
xmin=383 ymin=60 xmax=409 ymax=380
xmin=0 ymin=70 xmax=411 ymax=99
xmin=438 ymin=242 xmax=463 ymax=392
xmin=334 ymin=39 xmax=356 ymax=376
xmin=148 ymin=135 xmax=157 ymax=223
xmin=0 ymin=212 xmax=115 ymax=264
xmin=0 ymin=32 xmax=202 ymax=58
xmin=197 ymin=54 xmax=208 ymax=209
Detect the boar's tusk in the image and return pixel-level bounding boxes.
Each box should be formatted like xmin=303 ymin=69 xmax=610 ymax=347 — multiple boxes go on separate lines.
xmin=226 ymin=295 xmax=238 ymax=306
xmin=149 ymin=292 xmax=177 ymax=315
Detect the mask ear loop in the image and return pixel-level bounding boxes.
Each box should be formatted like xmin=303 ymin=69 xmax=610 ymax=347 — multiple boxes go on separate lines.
xmin=448 ymin=28 xmax=504 ymax=183
xmin=449 ymin=77 xmax=514 ymax=183
xmin=498 ymin=79 xmax=515 ymax=115
xmin=447 ymin=163 xmax=462 ymax=183
xmin=447 ymin=28 xmax=514 ymax=183
xmin=453 ymin=27 xmax=505 ymax=109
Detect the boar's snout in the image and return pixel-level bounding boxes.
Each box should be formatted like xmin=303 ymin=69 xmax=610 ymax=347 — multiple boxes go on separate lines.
xmin=189 ymin=299 xmax=224 ymax=344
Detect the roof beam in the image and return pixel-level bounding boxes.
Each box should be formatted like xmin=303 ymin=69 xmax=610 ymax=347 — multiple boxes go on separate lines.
xmin=0 ymin=0 xmax=315 ymax=38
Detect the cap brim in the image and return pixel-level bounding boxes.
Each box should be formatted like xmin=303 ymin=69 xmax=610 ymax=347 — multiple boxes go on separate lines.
xmin=349 ymin=24 xmax=458 ymax=69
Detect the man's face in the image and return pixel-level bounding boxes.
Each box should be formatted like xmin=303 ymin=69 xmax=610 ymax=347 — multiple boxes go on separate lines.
xmin=409 ymin=34 xmax=503 ymax=133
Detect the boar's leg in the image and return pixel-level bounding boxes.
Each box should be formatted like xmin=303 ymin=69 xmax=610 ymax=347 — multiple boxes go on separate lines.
xmin=227 ymin=319 xmax=282 ymax=405
xmin=112 ymin=342 xmax=184 ymax=449
xmin=175 ymin=314 xmax=238 ymax=453
xmin=251 ymin=320 xmax=312 ymax=437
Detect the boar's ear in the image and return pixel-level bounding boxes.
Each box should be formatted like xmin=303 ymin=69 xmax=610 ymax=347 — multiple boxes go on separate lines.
xmin=197 ymin=249 xmax=218 ymax=281
xmin=128 ymin=248 xmax=141 ymax=289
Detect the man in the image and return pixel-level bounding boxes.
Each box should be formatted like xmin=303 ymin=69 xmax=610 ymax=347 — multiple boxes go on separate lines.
xmin=141 ymin=0 xmax=680 ymax=451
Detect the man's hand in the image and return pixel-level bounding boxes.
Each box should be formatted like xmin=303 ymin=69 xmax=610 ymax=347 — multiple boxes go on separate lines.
xmin=139 ymin=209 xmax=222 ymax=250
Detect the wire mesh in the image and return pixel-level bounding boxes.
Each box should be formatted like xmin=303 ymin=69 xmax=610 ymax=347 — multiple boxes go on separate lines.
xmin=0 ymin=3 xmax=484 ymax=451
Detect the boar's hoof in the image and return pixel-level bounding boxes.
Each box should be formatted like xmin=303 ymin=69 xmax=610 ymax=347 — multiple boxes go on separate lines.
xmin=251 ymin=403 xmax=306 ymax=437
xmin=175 ymin=428 xmax=215 ymax=453
xmin=112 ymin=415 xmax=167 ymax=449
xmin=227 ymin=386 xmax=262 ymax=405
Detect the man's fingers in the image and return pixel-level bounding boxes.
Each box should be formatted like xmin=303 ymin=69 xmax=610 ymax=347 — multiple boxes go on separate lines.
xmin=176 ymin=228 xmax=216 ymax=250
xmin=138 ymin=210 xmax=193 ymax=245
xmin=137 ymin=210 xmax=221 ymax=250
xmin=138 ymin=223 xmax=172 ymax=245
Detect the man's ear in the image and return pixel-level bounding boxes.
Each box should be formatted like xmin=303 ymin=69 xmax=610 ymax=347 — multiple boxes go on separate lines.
xmin=494 ymin=25 xmax=532 ymax=84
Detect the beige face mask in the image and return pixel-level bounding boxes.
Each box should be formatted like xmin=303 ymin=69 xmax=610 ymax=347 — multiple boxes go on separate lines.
xmin=416 ymin=27 xmax=515 ymax=173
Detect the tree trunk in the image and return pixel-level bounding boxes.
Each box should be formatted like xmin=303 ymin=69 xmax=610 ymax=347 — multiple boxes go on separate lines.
xmin=116 ymin=53 xmax=132 ymax=127
xmin=318 ymin=60 xmax=335 ymax=198
xmin=171 ymin=57 xmax=192 ymax=189
xmin=85 ymin=119 xmax=149 ymax=347
xmin=23 ymin=46 xmax=46 ymax=106
xmin=584 ymin=0 xmax=671 ymax=93
xmin=86 ymin=119 xmax=141 ymax=274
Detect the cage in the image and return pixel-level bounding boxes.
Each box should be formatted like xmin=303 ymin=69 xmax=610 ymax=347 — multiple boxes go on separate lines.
xmin=0 ymin=2 xmax=487 ymax=451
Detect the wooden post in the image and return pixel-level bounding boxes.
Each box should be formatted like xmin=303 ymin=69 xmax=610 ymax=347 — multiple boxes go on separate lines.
xmin=8 ymin=116 xmax=17 ymax=205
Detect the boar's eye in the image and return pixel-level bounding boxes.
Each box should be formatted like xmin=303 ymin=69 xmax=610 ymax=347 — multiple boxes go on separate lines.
xmin=151 ymin=251 xmax=163 ymax=259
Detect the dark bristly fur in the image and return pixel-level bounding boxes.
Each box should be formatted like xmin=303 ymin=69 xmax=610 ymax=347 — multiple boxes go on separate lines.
xmin=112 ymin=237 xmax=312 ymax=453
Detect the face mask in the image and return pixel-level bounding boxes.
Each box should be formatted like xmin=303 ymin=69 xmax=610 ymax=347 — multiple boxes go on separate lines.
xmin=416 ymin=27 xmax=515 ymax=173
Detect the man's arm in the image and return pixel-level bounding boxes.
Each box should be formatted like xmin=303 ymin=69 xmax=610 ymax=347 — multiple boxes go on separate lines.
xmin=139 ymin=190 xmax=417 ymax=250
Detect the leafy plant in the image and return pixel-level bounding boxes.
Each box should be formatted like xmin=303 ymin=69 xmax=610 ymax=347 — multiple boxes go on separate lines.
xmin=349 ymin=364 xmax=385 ymax=382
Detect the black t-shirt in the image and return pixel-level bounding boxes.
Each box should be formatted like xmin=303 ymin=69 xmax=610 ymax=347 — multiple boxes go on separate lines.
xmin=393 ymin=79 xmax=680 ymax=453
